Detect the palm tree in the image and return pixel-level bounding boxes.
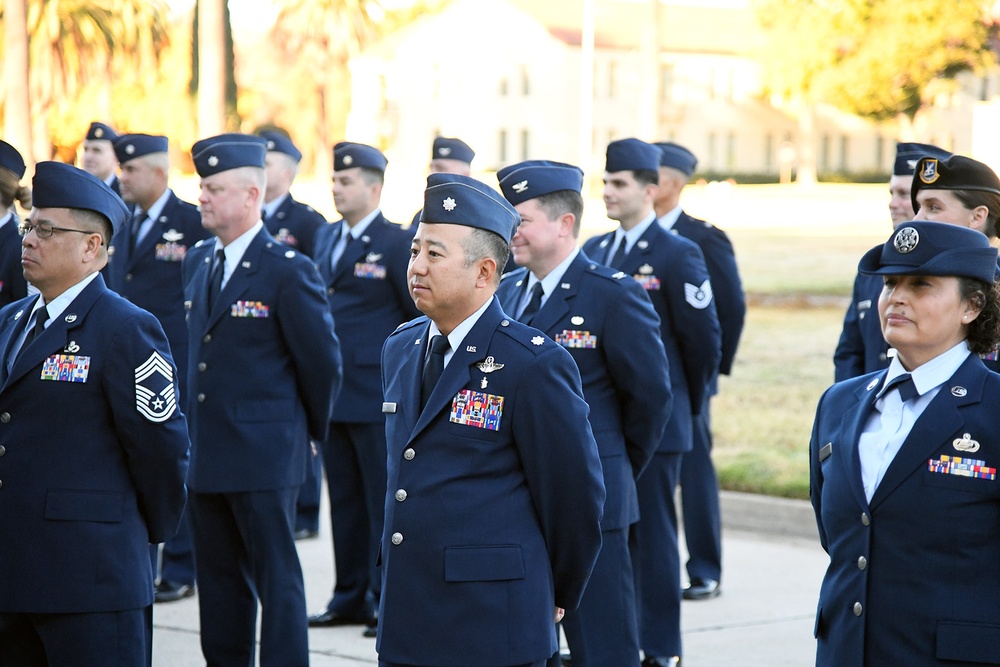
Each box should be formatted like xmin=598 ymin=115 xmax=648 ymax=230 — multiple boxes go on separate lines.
xmin=195 ymin=0 xmax=227 ymax=136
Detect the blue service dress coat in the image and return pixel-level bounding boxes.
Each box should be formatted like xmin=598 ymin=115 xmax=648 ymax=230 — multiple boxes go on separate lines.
xmin=313 ymin=214 xmax=419 ymax=423
xmin=377 ymin=297 xmax=606 ymax=667
xmin=497 ymin=252 xmax=671 ymax=529
xmin=0 ymin=214 xmax=28 ymax=308
xmin=583 ymin=223 xmax=721 ymax=452
xmin=833 ymin=272 xmax=889 ymax=382
xmin=107 ymin=191 xmax=210 ymax=396
xmin=265 ymin=194 xmax=326 ymax=259
xmin=0 ymin=275 xmax=190 ymax=613
xmin=810 ymin=354 xmax=1000 ymax=666
xmin=182 ymin=229 xmax=342 ymax=492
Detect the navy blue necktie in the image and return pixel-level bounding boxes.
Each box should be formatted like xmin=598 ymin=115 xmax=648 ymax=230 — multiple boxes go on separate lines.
xmin=884 ymin=373 xmax=919 ymax=403
xmin=16 ymin=305 xmax=49 ymax=362
xmin=519 ymin=282 xmax=544 ymax=324
xmin=129 ymin=208 xmax=147 ymax=252
xmin=207 ymin=248 xmax=226 ymax=309
xmin=608 ymin=236 xmax=628 ymax=268
xmin=421 ymin=335 xmax=451 ymax=409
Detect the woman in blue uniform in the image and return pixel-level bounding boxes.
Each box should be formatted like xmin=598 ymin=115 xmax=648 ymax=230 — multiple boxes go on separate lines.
xmin=810 ymin=220 xmax=1000 ymax=666
xmin=0 ymin=140 xmax=29 ymax=307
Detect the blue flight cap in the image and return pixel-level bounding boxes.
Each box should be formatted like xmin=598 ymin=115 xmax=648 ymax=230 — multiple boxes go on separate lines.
xmin=31 ymin=161 xmax=128 ymax=235
xmin=894 ymin=142 xmax=950 ymax=176
xmin=113 ymin=134 xmax=169 ymax=165
xmin=259 ymin=131 xmax=302 ymax=163
xmin=432 ymin=137 xmax=475 ymax=164
xmin=859 ymin=221 xmax=998 ymax=285
xmin=654 ymin=142 xmax=698 ymax=177
xmin=497 ymin=160 xmax=584 ymax=206
xmin=86 ymin=122 xmax=118 ymax=142
xmin=0 ymin=140 xmax=26 ymax=179
xmin=333 ymin=142 xmax=387 ymax=172
xmin=419 ymin=173 xmax=519 ymax=244
xmin=910 ymin=154 xmax=1000 ymax=213
xmin=192 ymin=133 xmax=267 ymax=177
xmin=606 ymin=138 xmax=661 ymax=174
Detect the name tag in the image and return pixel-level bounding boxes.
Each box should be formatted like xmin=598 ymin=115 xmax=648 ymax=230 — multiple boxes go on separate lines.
xmin=41 ymin=354 xmax=91 ymax=383
xmin=383 ymin=402 xmax=397 ymax=414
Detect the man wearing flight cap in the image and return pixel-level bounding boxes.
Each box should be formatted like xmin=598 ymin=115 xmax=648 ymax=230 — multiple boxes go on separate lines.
xmin=583 ymin=138 xmax=721 ymax=667
xmin=259 ymin=129 xmax=330 ymax=541
xmin=259 ymin=130 xmax=326 ymax=260
xmin=0 ymin=162 xmax=190 ymax=665
xmin=496 ymin=159 xmax=670 ymax=666
xmin=377 ymin=172 xmax=605 ymax=667
xmin=0 ymin=139 xmax=30 ymax=307
xmin=654 ymin=140 xmax=746 ymax=603
xmin=107 ymin=132 xmax=209 ymax=603
xmin=408 ymin=137 xmax=476 ymax=229
xmin=835 ymin=142 xmax=952 ymax=381
xmin=182 ymin=133 xmax=342 ymax=666
xmin=309 ymin=141 xmax=418 ymax=637
xmin=81 ymin=121 xmax=122 ymax=196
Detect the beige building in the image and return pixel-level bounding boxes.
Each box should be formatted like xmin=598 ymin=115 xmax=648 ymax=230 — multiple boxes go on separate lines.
xmin=347 ymin=0 xmax=1000 ymax=205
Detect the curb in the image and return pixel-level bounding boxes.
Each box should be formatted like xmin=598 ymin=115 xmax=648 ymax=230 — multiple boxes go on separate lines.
xmin=719 ymin=490 xmax=819 ymax=541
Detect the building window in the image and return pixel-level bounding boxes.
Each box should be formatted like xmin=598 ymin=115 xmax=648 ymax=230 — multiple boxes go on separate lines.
xmin=707 ymin=132 xmax=717 ymax=170
xmin=520 ymin=129 xmax=530 ymax=161
xmin=726 ymin=132 xmax=736 ymax=169
xmin=765 ymin=133 xmax=774 ymax=172
xmin=660 ymin=64 xmax=674 ymax=102
xmin=521 ymin=64 xmax=530 ymax=96
xmin=839 ymin=136 xmax=849 ymax=171
xmin=875 ymin=136 xmax=884 ymax=171
xmin=821 ymin=134 xmax=831 ymax=172
xmin=499 ymin=129 xmax=508 ymax=164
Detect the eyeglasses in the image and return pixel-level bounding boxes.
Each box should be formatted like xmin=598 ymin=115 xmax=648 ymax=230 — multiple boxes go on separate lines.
xmin=18 ymin=221 xmax=96 ymax=239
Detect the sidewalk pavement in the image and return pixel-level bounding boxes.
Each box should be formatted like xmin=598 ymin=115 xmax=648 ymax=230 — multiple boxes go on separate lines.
xmin=151 ymin=491 xmax=828 ymax=666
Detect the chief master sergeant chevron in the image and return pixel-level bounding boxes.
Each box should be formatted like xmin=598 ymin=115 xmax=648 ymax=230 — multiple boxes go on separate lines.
xmin=377 ymin=173 xmax=606 ymax=667
xmin=0 ymin=161 xmax=190 ymax=666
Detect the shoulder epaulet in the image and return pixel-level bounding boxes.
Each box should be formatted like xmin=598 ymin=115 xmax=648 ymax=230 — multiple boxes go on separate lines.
xmin=389 ymin=316 xmax=427 ymax=337
xmin=193 ymin=238 xmax=210 ymax=248
xmin=584 ymin=262 xmax=628 ymax=282
xmin=500 ymin=268 xmax=525 ymax=282
xmin=495 ymin=318 xmax=553 ymax=355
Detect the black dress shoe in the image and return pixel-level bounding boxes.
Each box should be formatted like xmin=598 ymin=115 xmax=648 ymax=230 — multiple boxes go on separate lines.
xmin=362 ymin=619 xmax=377 ymax=638
xmin=154 ymin=581 xmax=195 ymax=603
xmin=307 ymin=609 xmax=375 ymax=627
xmin=558 ymin=651 xmax=572 ymax=666
xmin=293 ymin=527 xmax=319 ymax=540
xmin=642 ymin=656 xmax=680 ymax=667
xmin=683 ymin=577 xmax=720 ymax=600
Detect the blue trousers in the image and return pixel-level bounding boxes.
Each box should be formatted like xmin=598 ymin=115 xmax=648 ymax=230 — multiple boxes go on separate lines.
xmin=0 ymin=607 xmax=151 ymax=667
xmin=680 ymin=402 xmax=722 ymax=582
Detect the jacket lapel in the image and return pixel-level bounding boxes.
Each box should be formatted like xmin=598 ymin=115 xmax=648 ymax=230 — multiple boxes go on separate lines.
xmin=330 ymin=215 xmax=384 ymax=286
xmin=203 ymin=230 xmax=265 ymax=330
xmin=618 ymin=224 xmax=658 ymax=276
xmin=530 ymin=253 xmax=586 ymax=334
xmin=869 ymin=356 xmax=984 ymax=510
xmin=840 ymin=374 xmax=882 ymax=511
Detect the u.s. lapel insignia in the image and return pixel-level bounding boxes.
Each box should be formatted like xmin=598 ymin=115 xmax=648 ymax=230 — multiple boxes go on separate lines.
xmin=866 ymin=378 xmax=879 ymax=391
xmin=64 ymin=314 xmax=77 ymax=323
xmin=637 ymin=239 xmax=649 ymax=249
xmin=477 ymin=356 xmax=504 ymax=373
xmin=65 ymin=341 xmax=80 ymax=353
xmin=571 ymin=316 xmax=584 ymax=325
xmin=242 ymin=261 xmax=252 ymax=268
xmin=361 ymin=235 xmax=371 ymax=243
xmin=951 ymin=386 xmax=968 ymax=397
xmin=638 ymin=264 xmax=654 ymax=275
xmin=415 ymin=339 xmax=421 ymax=345
xmin=162 ymin=229 xmax=184 ymax=243
xmin=13 ymin=310 xmax=22 ymax=320
xmin=561 ymin=282 xmax=571 ymax=289
xmin=599 ymin=238 xmax=609 ymax=249
xmin=953 ymin=433 xmax=981 ymax=453
xmin=135 ymin=351 xmax=177 ymax=423
xmin=466 ymin=345 xmax=477 ymax=353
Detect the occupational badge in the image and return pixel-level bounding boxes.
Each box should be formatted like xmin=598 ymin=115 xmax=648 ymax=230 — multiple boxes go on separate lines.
xmin=135 ymin=351 xmax=177 ymax=422
xmin=953 ymin=433 xmax=981 ymax=453
xmin=894 ymin=227 xmax=919 ymax=254
xmin=684 ymin=280 xmax=714 ymax=309
xmin=477 ymin=356 xmax=504 ymax=373
xmin=638 ymin=264 xmax=654 ymax=275
xmin=571 ymin=316 xmax=584 ymax=325
xmin=64 ymin=341 xmax=80 ymax=353
xmin=366 ymin=253 xmax=384 ymax=263
xmin=162 ymin=229 xmax=185 ymax=243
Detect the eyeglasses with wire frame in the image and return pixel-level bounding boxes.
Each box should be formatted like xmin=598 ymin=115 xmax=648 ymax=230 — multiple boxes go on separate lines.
xmin=18 ymin=221 xmax=98 ymax=239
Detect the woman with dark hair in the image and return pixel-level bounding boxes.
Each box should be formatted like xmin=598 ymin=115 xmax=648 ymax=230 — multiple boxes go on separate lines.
xmin=0 ymin=140 xmax=30 ymax=306
xmin=810 ymin=221 xmax=1000 ymax=666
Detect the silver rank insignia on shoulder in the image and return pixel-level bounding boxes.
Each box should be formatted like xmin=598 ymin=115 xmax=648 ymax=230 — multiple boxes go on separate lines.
xmin=951 ymin=386 xmax=968 ymax=397
xmin=531 ymin=336 xmax=544 ymax=346
xmin=639 ymin=264 xmax=654 ymax=275
xmin=684 ymin=280 xmax=714 ymax=309
xmin=162 ymin=229 xmax=184 ymax=242
xmin=866 ymin=378 xmax=879 ymax=391
xmin=366 ymin=253 xmax=383 ymax=263
xmin=478 ymin=356 xmax=504 ymax=373
xmin=637 ymin=240 xmax=649 ymax=249
xmin=65 ymin=341 xmax=80 ymax=353
xmin=571 ymin=316 xmax=584 ymax=325
xmin=953 ymin=432 xmax=980 ymax=453
xmin=611 ymin=271 xmax=626 ymax=279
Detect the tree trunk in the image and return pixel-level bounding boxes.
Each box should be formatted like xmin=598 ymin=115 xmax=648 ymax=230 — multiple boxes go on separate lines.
xmin=198 ymin=0 xmax=227 ymax=137
xmin=3 ymin=0 xmax=33 ymax=167
xmin=796 ymin=101 xmax=818 ymax=186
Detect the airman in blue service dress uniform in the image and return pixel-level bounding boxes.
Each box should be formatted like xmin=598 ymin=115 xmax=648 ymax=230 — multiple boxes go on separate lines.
xmin=259 ymin=130 xmax=330 ymax=539
xmin=408 ymin=136 xmax=475 ymax=230
xmin=811 ymin=221 xmax=1000 ymax=666
xmin=107 ymin=132 xmax=209 ymax=603
xmin=378 ymin=172 xmax=605 ymax=667
xmin=834 ymin=142 xmax=951 ymax=381
xmin=182 ymin=133 xmax=342 ymax=667
xmin=496 ymin=160 xmax=671 ymax=667
xmin=0 ymin=140 xmax=30 ymax=307
xmin=583 ymin=138 xmax=721 ymax=667
xmin=0 ymin=162 xmax=190 ymax=667
xmin=309 ymin=142 xmax=419 ymax=636
xmin=82 ymin=121 xmax=121 ymax=196
xmin=654 ymin=141 xmax=746 ymax=602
